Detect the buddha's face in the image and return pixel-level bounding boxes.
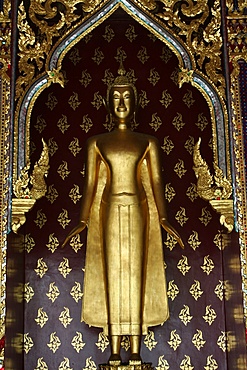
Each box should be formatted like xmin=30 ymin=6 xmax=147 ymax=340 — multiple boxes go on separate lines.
xmin=109 ymin=86 xmax=135 ymax=124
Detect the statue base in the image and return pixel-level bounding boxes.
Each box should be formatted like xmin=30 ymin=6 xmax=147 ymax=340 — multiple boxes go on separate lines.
xmin=99 ymin=362 xmax=153 ymax=370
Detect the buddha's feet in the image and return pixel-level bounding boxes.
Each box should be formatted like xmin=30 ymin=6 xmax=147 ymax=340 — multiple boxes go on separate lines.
xmin=108 ymin=354 xmax=122 ymax=366
xmin=129 ymin=353 xmax=142 ymax=365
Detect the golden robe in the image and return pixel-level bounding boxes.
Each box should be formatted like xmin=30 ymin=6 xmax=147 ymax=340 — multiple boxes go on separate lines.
xmin=81 ymin=161 xmax=169 ymax=335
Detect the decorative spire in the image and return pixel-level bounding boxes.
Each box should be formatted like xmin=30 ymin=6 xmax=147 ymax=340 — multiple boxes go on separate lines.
xmin=113 ymin=60 xmax=130 ymax=85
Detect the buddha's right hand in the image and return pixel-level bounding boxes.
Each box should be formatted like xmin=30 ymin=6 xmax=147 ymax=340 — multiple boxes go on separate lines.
xmin=61 ymin=221 xmax=87 ymax=248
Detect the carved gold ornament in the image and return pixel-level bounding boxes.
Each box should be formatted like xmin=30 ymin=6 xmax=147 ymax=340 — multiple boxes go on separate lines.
xmin=71 ymin=332 xmax=86 ymax=353
xmin=12 ymin=139 xmax=49 ymax=233
xmin=96 ymin=332 xmax=110 ymax=352
xmin=144 ymin=330 xmax=157 ymax=351
xmin=167 ymin=330 xmax=181 ymax=351
xmin=167 ymin=280 xmax=179 ymax=301
xmin=204 ymin=355 xmax=218 ymax=370
xmin=46 ymin=282 xmax=60 ymax=302
xmin=70 ymin=282 xmax=83 ymax=302
xmin=47 ymin=332 xmax=61 ymax=353
xmin=35 ymin=307 xmax=48 ymax=328
xmin=24 ymin=283 xmax=35 ymax=303
xmin=179 ymin=305 xmax=193 ymax=326
xmin=203 ymin=305 xmax=217 ymax=325
xmin=180 ymin=355 xmax=194 ymax=370
xmin=193 ymin=138 xmax=234 ymax=232
xmin=83 ymin=357 xmax=97 ymax=370
xmin=58 ymin=358 xmax=73 ymax=370
xmin=34 ymin=357 xmax=48 ymax=370
xmin=24 ymin=333 xmax=34 ymax=354
xmin=121 ymin=336 xmax=130 ymax=351
xmin=156 ymin=355 xmax=170 ymax=370
xmin=189 ymin=280 xmax=203 ymax=301
xmin=192 ymin=329 xmax=206 ymax=351
xmin=59 ymin=307 xmax=73 ymax=328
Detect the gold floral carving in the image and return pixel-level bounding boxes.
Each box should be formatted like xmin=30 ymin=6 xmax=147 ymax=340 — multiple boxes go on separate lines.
xmin=186 ymin=183 xmax=198 ymax=202
xmin=180 ymin=355 xmax=194 ymax=370
xmin=34 ymin=358 xmax=48 ymax=370
xmin=201 ymin=255 xmax=214 ymax=275
xmin=167 ymin=280 xmax=179 ymax=300
xmin=137 ymin=46 xmax=150 ymax=64
xmin=46 ymin=282 xmax=60 ymax=302
xmin=164 ymin=234 xmax=177 ymax=251
xmin=172 ymin=112 xmax=185 ymax=131
xmin=34 ymin=258 xmax=48 ymax=278
xmin=68 ymin=91 xmax=81 ymax=110
xmin=177 ymin=255 xmax=191 ymax=276
xmin=83 ymin=357 xmax=97 ymax=370
xmin=183 ymin=90 xmax=195 ymax=108
xmin=217 ymin=331 xmax=228 ymax=352
xmin=167 ymin=330 xmax=181 ymax=351
xmin=214 ymin=280 xmax=224 ymax=301
xmin=161 ymin=136 xmax=174 ymax=155
xmin=71 ymin=332 xmax=86 ymax=353
xmin=165 ymin=183 xmax=176 ymax=203
xmin=156 ymin=355 xmax=170 ymax=370
xmin=187 ymin=230 xmax=201 ymax=250
xmin=12 ymin=139 xmax=49 ymax=233
xmin=58 ymin=209 xmax=71 ymax=228
xmin=58 ymin=358 xmax=73 ymax=370
xmin=96 ymin=332 xmax=110 ymax=352
xmin=149 ymin=113 xmax=162 ymax=131
xmin=24 ymin=333 xmax=34 ymax=354
xmin=58 ymin=257 xmax=72 ymax=278
xmin=148 ymin=68 xmax=160 ymax=86
xmin=70 ymin=234 xmax=83 ymax=253
xmin=174 ymin=159 xmax=187 ymax=178
xmin=189 ymin=280 xmax=203 ymax=301
xmin=81 ymin=114 xmax=93 ymax=133
xmin=144 ymin=330 xmax=157 ymax=351
xmin=35 ymin=307 xmax=48 ymax=328
xmin=70 ymin=282 xmax=83 ymax=302
xmin=103 ymin=25 xmax=115 ymax=43
xmin=160 ymin=90 xmax=172 ymax=108
xmin=179 ymin=305 xmax=193 ymax=326
xmin=121 ymin=336 xmax=130 ymax=351
xmin=126 ymin=24 xmax=138 ymax=42
xmin=203 ymin=305 xmax=217 ymax=325
xmin=193 ymin=138 xmax=234 ymax=232
xmin=58 ymin=114 xmax=70 ymax=133
xmin=59 ymin=307 xmax=73 ymax=328
xmin=24 ymin=283 xmax=35 ymax=303
xmin=139 ymin=90 xmax=150 ymax=108
xmin=46 ymin=233 xmax=59 ymax=253
xmin=192 ymin=329 xmax=206 ymax=350
xmin=204 ymin=355 xmax=218 ymax=370
xmin=25 ymin=233 xmax=35 ymax=253
xmin=175 ymin=207 xmax=188 ymax=226
xmin=47 ymin=332 xmax=61 ymax=353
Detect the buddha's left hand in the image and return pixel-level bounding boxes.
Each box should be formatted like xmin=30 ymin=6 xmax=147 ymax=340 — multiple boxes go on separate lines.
xmin=160 ymin=218 xmax=184 ymax=249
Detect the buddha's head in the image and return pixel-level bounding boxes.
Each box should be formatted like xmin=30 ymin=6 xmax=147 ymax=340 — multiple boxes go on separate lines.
xmin=106 ymin=63 xmax=138 ymax=125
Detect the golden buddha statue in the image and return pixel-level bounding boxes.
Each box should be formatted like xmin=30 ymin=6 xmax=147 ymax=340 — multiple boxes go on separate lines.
xmin=62 ymin=65 xmax=184 ymax=365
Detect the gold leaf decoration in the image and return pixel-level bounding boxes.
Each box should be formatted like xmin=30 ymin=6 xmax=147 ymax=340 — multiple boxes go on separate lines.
xmin=201 ymin=255 xmax=215 ymax=275
xmin=195 ymin=113 xmax=209 ymax=131
xmin=165 ymin=183 xmax=176 ymax=203
xmin=69 ymin=184 xmax=82 ymax=204
xmin=71 ymin=331 xmax=86 ymax=353
xmin=70 ymin=234 xmax=83 ymax=253
xmin=156 ymin=355 xmax=170 ymax=370
xmin=125 ymin=24 xmax=138 ymax=42
xmin=214 ymin=281 xmax=224 ymax=301
xmin=68 ymin=92 xmax=81 ymax=110
xmin=57 ymin=114 xmax=70 ymax=133
xmin=47 ymin=332 xmax=61 ymax=353
xmin=204 ymin=355 xmax=219 ymax=370
xmin=121 ymin=336 xmax=130 ymax=351
xmin=59 ymin=307 xmax=73 ymax=328
xmin=149 ymin=113 xmax=162 ymax=131
xmin=57 ymin=161 xmax=70 ymax=180
xmin=213 ymin=233 xmax=224 ymax=250
xmin=69 ymin=48 xmax=81 ymax=66
xmin=24 ymin=283 xmax=35 ymax=303
xmin=114 ymin=46 xmax=127 ymax=63
xmin=95 ymin=332 xmax=110 ymax=352
xmin=48 ymin=137 xmax=58 ymax=156
xmin=45 ymin=92 xmax=58 ymax=111
xmin=186 ymin=183 xmax=198 ymax=202
xmin=217 ymin=332 xmax=227 ymax=352
xmin=184 ymin=136 xmax=195 ymax=155
xmin=91 ymin=91 xmax=103 ymax=110
xmin=103 ymin=25 xmax=115 ymax=43
xmin=174 ymin=159 xmax=187 ymax=178
xmin=180 ymin=355 xmax=194 ymax=370
xmin=187 ymin=231 xmax=201 ymax=250
xmin=164 ymin=233 xmax=177 ymax=251
xmin=170 ymin=67 xmax=179 ymax=85
xmin=34 ymin=209 xmax=47 ymax=228
xmin=102 ymin=69 xmax=115 ymax=86
xmin=139 ymin=90 xmax=150 ymax=108
xmin=183 ymin=90 xmax=195 ymax=108
xmin=203 ymin=305 xmax=217 ymax=325
xmin=69 ymin=137 xmax=82 ymax=157
xmin=160 ymin=45 xmax=172 ymax=63
xmin=46 ymin=282 xmax=60 ymax=302
xmin=199 ymin=207 xmax=212 ymax=226
xmin=167 ymin=280 xmax=179 ymax=300
xmin=24 ymin=333 xmax=33 ymax=354
xmin=58 ymin=209 xmax=71 ymax=229
xmin=81 ymin=114 xmax=93 ymax=133
xmin=179 ymin=305 xmax=193 ymax=326
xmin=126 ymin=69 xmax=137 ymax=85
xmin=58 ymin=357 xmax=73 ymax=370
xmin=160 ymin=89 xmax=172 ymax=108
xmin=34 ymin=258 xmax=48 ymax=278
xmin=192 ymin=329 xmax=206 ymax=350
xmin=189 ymin=280 xmax=203 ymax=300
xmin=35 ymin=307 xmax=48 ymax=328
xmin=144 ymin=330 xmax=157 ymax=351
xmin=80 ymin=70 xmax=92 ymax=87
xmin=46 ymin=184 xmax=59 ymax=203
xmin=148 ymin=68 xmax=160 ymax=86
xmin=161 ymin=136 xmax=174 ymax=155
xmin=172 ymin=112 xmax=185 ymax=131
xmin=167 ymin=330 xmax=181 ymax=351
xmin=46 ymin=233 xmax=59 ymax=253
xmin=34 ymin=115 xmax=47 ymax=133
xmin=137 ymin=46 xmax=149 ymax=64
xmin=92 ymin=47 xmax=104 ymax=65
xmin=34 ymin=357 xmax=48 ymax=370
xmin=83 ymin=357 xmax=97 ymax=370
xmin=175 ymin=207 xmax=189 ymax=226
xmin=58 ymin=257 xmax=72 ymax=278
xmin=24 ymin=233 xmax=35 ymax=253
xmin=70 ymin=282 xmax=83 ymax=303
xmin=177 ymin=255 xmax=191 ymax=276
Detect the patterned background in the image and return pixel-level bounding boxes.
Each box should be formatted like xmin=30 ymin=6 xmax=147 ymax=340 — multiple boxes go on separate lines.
xmin=21 ymin=9 xmax=241 ymax=370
